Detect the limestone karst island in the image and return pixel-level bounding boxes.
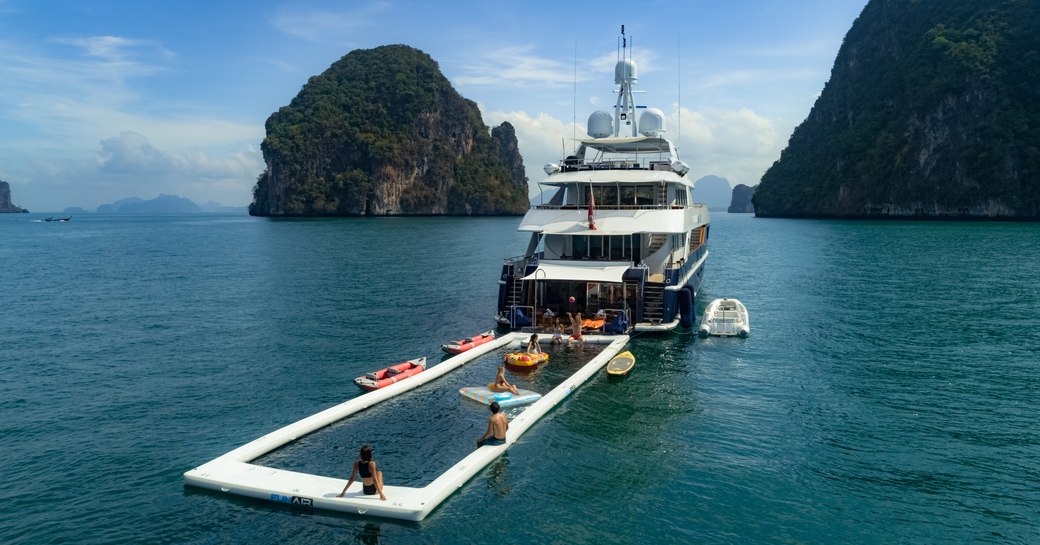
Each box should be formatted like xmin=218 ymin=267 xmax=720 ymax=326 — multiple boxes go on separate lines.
xmin=249 ymin=45 xmax=529 ymax=217
xmin=0 ymin=181 xmax=28 ymax=213
xmin=754 ymin=0 xmax=1040 ymax=220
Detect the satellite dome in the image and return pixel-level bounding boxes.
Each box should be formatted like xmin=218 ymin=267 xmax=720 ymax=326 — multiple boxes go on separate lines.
xmin=614 ymin=59 xmax=638 ymax=85
xmin=639 ymin=108 xmax=666 ymax=137
xmin=587 ymin=110 xmax=613 ymax=138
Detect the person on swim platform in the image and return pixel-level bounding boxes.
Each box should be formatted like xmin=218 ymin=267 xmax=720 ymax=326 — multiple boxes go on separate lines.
xmin=526 ymin=333 xmax=542 ymax=354
xmin=493 ymin=364 xmax=520 ymax=395
xmin=550 ymin=319 xmax=564 ymax=345
xmin=477 ymin=401 xmax=508 ymax=448
xmin=337 ymin=445 xmax=386 ymax=500
xmin=567 ymin=312 xmax=585 ymax=346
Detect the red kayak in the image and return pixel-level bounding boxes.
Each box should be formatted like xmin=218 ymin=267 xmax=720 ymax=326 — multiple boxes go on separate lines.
xmin=441 ymin=330 xmax=495 ymax=354
xmin=353 ymin=357 xmax=427 ymax=391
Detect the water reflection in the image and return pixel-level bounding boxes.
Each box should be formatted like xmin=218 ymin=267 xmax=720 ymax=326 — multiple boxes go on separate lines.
xmin=486 ymin=457 xmax=513 ymax=498
xmin=355 ymin=522 xmax=381 ymax=545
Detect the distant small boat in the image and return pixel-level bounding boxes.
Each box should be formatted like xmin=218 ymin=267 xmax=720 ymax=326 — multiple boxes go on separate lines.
xmin=698 ymin=298 xmax=750 ymax=337
xmin=44 ymin=216 xmax=71 ymax=222
xmin=441 ymin=330 xmax=495 ymax=354
xmin=606 ymin=351 xmax=636 ymax=376
xmin=353 ymin=357 xmax=426 ymax=391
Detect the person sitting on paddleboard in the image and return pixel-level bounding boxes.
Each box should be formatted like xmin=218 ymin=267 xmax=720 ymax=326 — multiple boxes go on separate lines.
xmin=477 ymin=402 xmax=508 ymax=448
xmin=494 ymin=365 xmax=520 ymax=395
xmin=337 ymin=445 xmax=386 ymax=500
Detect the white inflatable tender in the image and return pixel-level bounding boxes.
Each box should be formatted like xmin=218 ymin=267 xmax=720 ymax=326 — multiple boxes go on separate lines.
xmin=698 ymin=298 xmax=750 ymax=337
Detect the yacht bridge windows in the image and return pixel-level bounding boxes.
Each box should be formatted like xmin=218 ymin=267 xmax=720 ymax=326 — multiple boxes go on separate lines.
xmin=543 ymin=233 xmax=638 ymax=262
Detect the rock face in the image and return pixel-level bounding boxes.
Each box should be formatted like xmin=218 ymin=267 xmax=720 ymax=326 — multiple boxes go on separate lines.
xmin=0 ymin=181 xmax=28 ymax=213
xmin=728 ymin=184 xmax=756 ymax=213
xmin=250 ymin=45 xmax=529 ymax=217
xmin=691 ymin=175 xmax=733 ymax=211
xmin=754 ymin=0 xmax=1040 ymax=219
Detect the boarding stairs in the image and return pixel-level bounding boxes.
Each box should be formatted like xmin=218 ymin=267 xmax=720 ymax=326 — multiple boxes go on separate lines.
xmin=642 ymin=282 xmax=665 ymax=324
xmin=647 ymin=234 xmax=667 ymax=255
xmin=506 ymin=275 xmax=523 ymax=308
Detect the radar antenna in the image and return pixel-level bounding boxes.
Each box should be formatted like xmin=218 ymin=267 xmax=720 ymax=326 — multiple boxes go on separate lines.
xmin=614 ymin=25 xmax=638 ymax=137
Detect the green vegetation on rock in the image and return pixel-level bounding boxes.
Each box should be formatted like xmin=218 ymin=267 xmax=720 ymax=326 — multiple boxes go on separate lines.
xmin=0 ymin=180 xmax=28 ymax=213
xmin=754 ymin=0 xmax=1040 ymax=219
xmin=250 ymin=45 xmax=529 ymax=216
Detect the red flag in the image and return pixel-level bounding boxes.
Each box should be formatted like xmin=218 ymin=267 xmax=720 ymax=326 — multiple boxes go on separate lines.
xmin=588 ymin=184 xmax=596 ymax=230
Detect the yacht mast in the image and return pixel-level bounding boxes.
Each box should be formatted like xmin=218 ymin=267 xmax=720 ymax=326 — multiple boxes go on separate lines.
xmin=614 ymin=25 xmax=638 ymax=137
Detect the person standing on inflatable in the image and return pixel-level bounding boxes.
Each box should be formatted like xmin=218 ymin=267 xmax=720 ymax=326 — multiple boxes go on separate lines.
xmin=337 ymin=445 xmax=387 ymax=500
xmin=477 ymin=402 xmax=508 ymax=447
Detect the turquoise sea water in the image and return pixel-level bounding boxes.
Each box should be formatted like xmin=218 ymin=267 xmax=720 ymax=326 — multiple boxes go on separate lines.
xmin=2 ymin=212 xmax=1039 ymax=544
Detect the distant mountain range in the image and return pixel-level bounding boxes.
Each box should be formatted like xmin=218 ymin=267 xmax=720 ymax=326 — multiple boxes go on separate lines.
xmin=65 ymin=194 xmax=247 ymax=215
xmin=691 ymin=175 xmax=733 ymax=211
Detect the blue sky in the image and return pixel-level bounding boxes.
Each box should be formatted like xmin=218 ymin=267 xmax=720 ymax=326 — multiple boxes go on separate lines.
xmin=0 ymin=0 xmax=868 ymax=212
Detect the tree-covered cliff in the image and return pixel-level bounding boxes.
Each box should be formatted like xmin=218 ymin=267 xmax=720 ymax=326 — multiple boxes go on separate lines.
xmin=0 ymin=181 xmax=28 ymax=213
xmin=250 ymin=45 xmax=529 ymax=216
xmin=729 ymin=184 xmax=756 ymax=213
xmin=754 ymin=0 xmax=1040 ymax=219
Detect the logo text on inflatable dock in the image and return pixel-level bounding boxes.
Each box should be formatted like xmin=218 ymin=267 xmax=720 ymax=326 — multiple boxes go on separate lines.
xmin=270 ymin=494 xmax=312 ymax=507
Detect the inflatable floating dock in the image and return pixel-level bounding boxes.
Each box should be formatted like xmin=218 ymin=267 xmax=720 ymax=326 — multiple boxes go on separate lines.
xmin=184 ymin=331 xmax=629 ymax=521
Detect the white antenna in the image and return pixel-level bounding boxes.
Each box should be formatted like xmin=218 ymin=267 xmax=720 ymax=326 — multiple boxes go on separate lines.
xmin=677 ymin=32 xmax=681 ymax=149
xmin=614 ymin=25 xmax=638 ymax=137
xmin=573 ymin=41 xmax=577 ymax=153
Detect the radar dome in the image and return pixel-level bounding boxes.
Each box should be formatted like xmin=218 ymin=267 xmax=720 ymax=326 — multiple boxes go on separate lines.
xmin=639 ymin=108 xmax=666 ymax=137
xmin=614 ymin=59 xmax=638 ymax=85
xmin=587 ymin=110 xmax=613 ymax=138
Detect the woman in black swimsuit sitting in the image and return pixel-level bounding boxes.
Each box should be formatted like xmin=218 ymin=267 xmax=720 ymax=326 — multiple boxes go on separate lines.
xmin=337 ymin=444 xmax=386 ymax=500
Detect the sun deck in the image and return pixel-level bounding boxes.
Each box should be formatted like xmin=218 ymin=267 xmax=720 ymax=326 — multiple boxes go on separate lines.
xmin=183 ymin=332 xmax=629 ymax=521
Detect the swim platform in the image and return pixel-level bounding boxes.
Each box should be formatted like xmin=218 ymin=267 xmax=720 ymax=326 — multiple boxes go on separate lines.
xmin=183 ymin=331 xmax=629 ymax=521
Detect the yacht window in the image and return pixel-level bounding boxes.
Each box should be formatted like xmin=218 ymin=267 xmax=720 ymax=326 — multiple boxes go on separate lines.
xmin=609 ymin=235 xmax=626 ymax=260
xmin=589 ymin=236 xmax=604 ymax=259
xmin=573 ymin=236 xmax=588 ymax=259
xmin=636 ymin=185 xmax=654 ymax=206
xmin=621 ymin=186 xmax=636 ymax=205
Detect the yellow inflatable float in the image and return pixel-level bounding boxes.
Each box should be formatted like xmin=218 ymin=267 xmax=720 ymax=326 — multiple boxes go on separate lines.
xmin=503 ymin=352 xmax=549 ymax=368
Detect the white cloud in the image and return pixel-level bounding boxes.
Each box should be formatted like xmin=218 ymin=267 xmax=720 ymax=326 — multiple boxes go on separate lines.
xmin=483 ymin=105 xmax=790 ymax=194
xmin=0 ymin=37 xmax=265 ymax=210
xmin=97 ymin=131 xmax=173 ymax=173
xmin=269 ymin=2 xmax=392 ymax=44
xmin=455 ymin=45 xmax=586 ymax=88
xmin=674 ymin=106 xmax=789 ymax=186
xmin=53 ymin=35 xmax=174 ymax=63
xmin=455 ymin=45 xmax=662 ymax=90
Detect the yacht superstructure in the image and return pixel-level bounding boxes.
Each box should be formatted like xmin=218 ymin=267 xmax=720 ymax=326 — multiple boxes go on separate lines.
xmin=496 ymin=29 xmax=710 ymax=333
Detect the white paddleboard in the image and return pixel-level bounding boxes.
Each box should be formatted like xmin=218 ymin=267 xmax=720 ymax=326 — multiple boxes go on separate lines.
xmin=459 ymin=386 xmax=541 ymax=408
